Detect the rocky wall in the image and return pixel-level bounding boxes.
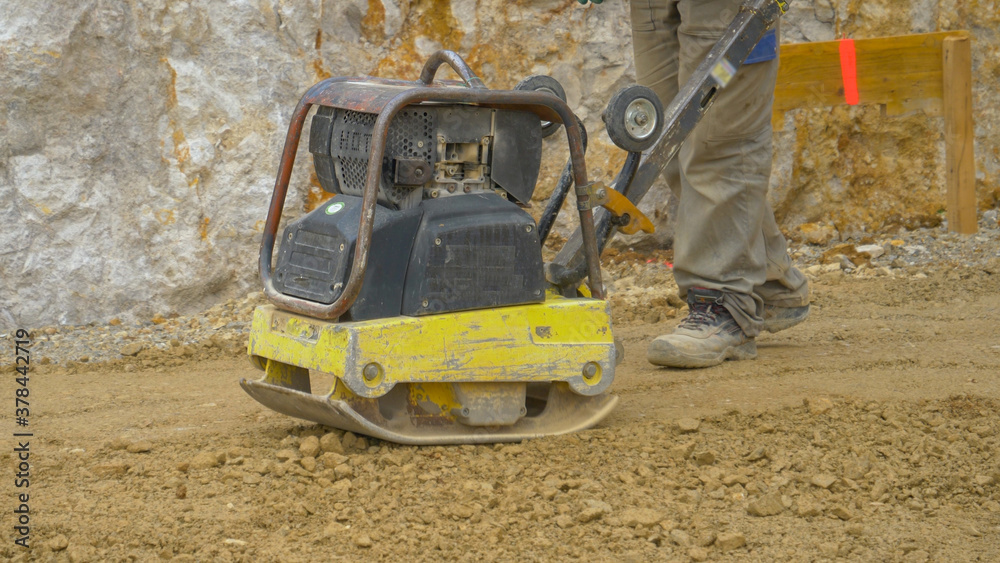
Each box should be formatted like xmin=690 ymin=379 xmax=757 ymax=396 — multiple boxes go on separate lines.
xmin=2 ymin=0 xmax=997 ymax=329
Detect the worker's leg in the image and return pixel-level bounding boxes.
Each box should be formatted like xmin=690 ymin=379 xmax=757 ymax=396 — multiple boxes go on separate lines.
xmin=757 ymin=210 xmax=809 ymax=308
xmin=630 ymin=0 xmax=682 ymax=200
xmin=633 ymin=0 xmax=808 ymax=314
xmin=669 ymin=0 xmax=803 ymax=338
xmin=757 ymin=207 xmax=811 ymax=332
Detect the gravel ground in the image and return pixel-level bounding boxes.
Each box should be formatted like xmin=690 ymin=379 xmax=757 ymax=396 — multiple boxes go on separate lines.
xmin=7 ymin=212 xmax=999 ymax=368
xmin=4 ymin=211 xmax=999 ymax=562
xmin=11 ymin=383 xmax=1000 ymax=562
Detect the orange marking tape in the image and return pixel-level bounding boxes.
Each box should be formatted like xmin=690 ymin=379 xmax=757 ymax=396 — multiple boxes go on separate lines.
xmin=839 ymin=38 xmax=860 ymax=105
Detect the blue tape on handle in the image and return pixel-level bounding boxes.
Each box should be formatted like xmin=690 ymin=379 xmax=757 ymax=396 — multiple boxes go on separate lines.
xmin=745 ymin=28 xmax=778 ymax=64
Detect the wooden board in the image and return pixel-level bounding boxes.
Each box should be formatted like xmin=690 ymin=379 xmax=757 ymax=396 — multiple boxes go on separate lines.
xmin=772 ymin=30 xmax=977 ymax=235
xmin=773 ymin=31 xmax=969 ymax=128
xmin=943 ymin=35 xmax=977 ymax=234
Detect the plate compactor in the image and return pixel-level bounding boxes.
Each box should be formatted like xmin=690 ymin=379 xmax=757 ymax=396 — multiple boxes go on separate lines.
xmin=243 ymin=0 xmax=789 ymax=445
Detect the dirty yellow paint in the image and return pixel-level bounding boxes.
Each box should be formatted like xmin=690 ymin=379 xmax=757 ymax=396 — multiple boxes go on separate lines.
xmin=263 ymin=358 xmax=310 ymax=392
xmin=248 ymin=297 xmax=615 ymax=399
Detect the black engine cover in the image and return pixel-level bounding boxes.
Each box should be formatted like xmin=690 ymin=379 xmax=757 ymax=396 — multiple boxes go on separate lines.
xmin=273 ymin=193 xmax=545 ymax=320
xmin=401 ymin=193 xmax=545 ymax=316
xmin=273 ymin=196 xmax=422 ymax=321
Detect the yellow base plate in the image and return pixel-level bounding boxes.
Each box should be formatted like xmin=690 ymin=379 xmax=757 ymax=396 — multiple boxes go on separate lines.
xmin=247 ymin=297 xmax=617 ymax=398
xmin=243 ymin=297 xmax=619 ymax=444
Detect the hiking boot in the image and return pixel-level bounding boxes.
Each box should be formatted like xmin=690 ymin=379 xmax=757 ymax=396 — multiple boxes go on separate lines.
xmin=761 ymin=303 xmax=810 ymax=333
xmin=647 ymin=288 xmax=757 ymax=368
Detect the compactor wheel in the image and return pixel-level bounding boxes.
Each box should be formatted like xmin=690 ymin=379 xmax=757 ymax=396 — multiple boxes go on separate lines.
xmin=603 ymin=85 xmax=664 ymax=152
xmin=514 ymin=75 xmax=568 ymax=138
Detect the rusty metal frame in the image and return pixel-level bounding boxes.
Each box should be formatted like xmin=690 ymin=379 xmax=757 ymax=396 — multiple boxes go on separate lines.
xmin=259 ymin=51 xmax=604 ymax=320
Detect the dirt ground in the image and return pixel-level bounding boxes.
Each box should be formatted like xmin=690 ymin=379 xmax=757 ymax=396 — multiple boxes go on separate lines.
xmin=3 ymin=262 xmax=1000 ymax=562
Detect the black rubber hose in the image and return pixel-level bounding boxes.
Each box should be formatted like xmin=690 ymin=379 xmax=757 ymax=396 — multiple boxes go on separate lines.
xmin=538 ymin=118 xmax=588 ymax=245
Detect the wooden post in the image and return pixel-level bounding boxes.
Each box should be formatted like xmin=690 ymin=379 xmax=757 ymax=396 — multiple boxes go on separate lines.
xmin=942 ymin=35 xmax=977 ymax=234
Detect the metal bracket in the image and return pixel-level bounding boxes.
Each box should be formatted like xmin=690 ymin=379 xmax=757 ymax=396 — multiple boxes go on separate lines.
xmin=601 ymin=187 xmax=654 ymax=235
xmin=575 ymin=181 xmax=609 ymax=211
xmin=575 ymin=181 xmax=653 ymax=235
xmin=394 ymin=158 xmax=432 ymax=185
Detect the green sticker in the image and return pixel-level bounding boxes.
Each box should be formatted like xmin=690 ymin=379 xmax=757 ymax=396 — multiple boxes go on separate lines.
xmin=325 ymin=201 xmax=345 ymax=215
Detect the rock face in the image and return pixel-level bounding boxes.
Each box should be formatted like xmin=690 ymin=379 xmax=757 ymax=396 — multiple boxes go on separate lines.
xmin=2 ymin=0 xmax=998 ymax=329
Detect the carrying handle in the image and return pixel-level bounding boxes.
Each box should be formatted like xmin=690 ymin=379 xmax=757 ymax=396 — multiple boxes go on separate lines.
xmin=419 ymin=50 xmax=487 ymax=89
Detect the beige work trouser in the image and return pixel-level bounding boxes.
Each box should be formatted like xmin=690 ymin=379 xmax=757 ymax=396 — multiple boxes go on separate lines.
xmin=630 ymin=0 xmax=809 ymax=337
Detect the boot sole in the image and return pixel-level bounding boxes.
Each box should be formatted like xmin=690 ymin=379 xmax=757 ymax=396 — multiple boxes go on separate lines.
xmin=647 ymin=339 xmax=757 ymax=369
